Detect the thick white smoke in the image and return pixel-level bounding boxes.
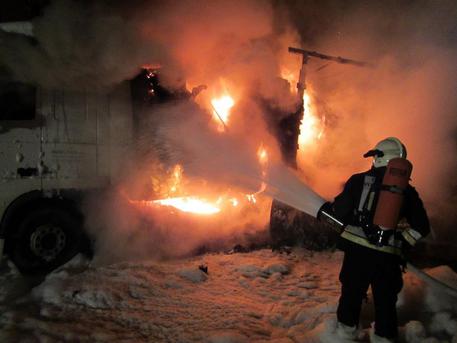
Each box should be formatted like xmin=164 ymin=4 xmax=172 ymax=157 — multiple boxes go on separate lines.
xmin=3 ymin=0 xmax=457 ymax=262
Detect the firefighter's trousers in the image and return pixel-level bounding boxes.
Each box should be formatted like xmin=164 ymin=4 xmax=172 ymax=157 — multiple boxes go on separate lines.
xmin=336 ymin=243 xmax=403 ymax=339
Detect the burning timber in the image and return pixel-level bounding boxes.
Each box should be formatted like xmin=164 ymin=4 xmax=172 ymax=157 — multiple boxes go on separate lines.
xmin=269 ymin=47 xmax=372 ymax=250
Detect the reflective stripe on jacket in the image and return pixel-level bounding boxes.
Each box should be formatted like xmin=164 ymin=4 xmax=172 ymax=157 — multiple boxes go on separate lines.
xmin=341 ymin=225 xmax=402 ymax=255
xmin=332 ymin=167 xmax=430 ymax=254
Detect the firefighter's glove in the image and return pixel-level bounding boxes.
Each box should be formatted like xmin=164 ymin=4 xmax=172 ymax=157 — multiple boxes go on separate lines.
xmin=395 ymin=230 xmax=414 ymax=254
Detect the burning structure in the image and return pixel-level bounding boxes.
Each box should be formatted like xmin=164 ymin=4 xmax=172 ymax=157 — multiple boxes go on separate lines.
xmin=0 ymin=26 xmax=333 ymax=272
xmin=1 ymin=0 xmax=457 ymax=274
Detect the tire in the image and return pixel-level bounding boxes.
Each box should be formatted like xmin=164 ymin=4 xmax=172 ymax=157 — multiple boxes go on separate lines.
xmin=8 ymin=205 xmax=84 ymax=275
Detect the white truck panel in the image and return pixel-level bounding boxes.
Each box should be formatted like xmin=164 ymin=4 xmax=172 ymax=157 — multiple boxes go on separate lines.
xmin=0 ymin=21 xmax=136 ymax=267
xmin=41 ymin=142 xmax=98 ymax=179
xmin=0 ymin=82 xmax=134 ymax=228
xmin=40 ymin=90 xmax=97 ymax=144
xmin=0 ymin=141 xmax=41 ymax=178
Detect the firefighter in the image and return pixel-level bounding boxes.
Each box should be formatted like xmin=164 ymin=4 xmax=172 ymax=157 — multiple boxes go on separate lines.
xmin=318 ymin=137 xmax=430 ymax=342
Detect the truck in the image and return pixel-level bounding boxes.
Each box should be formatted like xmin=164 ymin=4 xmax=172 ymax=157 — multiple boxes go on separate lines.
xmin=0 ymin=21 xmax=195 ymax=275
xmin=0 ymin=71 xmax=134 ymax=275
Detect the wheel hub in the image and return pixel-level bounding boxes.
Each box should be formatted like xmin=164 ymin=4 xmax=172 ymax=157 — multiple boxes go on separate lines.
xmin=30 ymin=225 xmax=66 ymax=262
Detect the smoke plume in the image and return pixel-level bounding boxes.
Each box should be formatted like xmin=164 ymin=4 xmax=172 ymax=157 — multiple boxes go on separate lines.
xmin=278 ymin=0 xmax=457 ymax=240
xmin=3 ymin=0 xmax=457 ymax=261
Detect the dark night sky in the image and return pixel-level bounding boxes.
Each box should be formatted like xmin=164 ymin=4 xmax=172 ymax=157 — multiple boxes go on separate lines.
xmin=0 ymin=0 xmax=49 ymax=22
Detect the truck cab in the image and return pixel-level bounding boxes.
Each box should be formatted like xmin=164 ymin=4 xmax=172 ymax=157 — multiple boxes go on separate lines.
xmin=0 ymin=60 xmax=133 ymax=273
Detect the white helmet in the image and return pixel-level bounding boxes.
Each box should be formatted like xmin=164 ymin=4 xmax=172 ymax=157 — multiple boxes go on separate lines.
xmin=364 ymin=137 xmax=407 ymax=168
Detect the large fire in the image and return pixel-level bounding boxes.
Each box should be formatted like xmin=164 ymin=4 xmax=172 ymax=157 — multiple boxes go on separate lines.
xmin=136 ymin=156 xmax=267 ymax=215
xmin=127 ymin=90 xmax=270 ymax=216
xmin=130 ymin=63 xmax=323 ymax=217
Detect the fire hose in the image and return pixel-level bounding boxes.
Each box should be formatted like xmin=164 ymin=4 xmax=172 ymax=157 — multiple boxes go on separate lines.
xmin=406 ymin=262 xmax=457 ymax=299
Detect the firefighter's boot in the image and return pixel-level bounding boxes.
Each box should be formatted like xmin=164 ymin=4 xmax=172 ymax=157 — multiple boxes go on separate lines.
xmin=335 ymin=322 xmax=359 ymax=341
xmin=369 ymin=322 xmax=395 ymax=342
xmin=370 ymin=333 xmax=394 ymax=343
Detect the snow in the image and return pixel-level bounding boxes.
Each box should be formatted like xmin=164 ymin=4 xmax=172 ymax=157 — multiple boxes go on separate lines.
xmin=429 ymin=312 xmax=457 ymax=337
xmin=177 ymin=268 xmax=208 ymax=283
xmin=0 ymin=249 xmax=456 ymax=342
xmin=404 ymin=320 xmax=426 ymax=343
xmin=423 ymin=266 xmax=457 ymax=313
xmin=207 ymin=332 xmax=249 ymax=343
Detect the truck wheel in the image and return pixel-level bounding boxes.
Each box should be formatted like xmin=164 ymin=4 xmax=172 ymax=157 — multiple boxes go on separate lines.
xmin=8 ymin=205 xmax=84 ymax=275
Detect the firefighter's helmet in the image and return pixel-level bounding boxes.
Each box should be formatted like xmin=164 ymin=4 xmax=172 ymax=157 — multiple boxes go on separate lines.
xmin=363 ymin=137 xmax=407 ymax=168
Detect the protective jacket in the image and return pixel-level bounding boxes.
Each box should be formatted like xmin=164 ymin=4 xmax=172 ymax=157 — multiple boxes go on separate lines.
xmin=333 ymin=166 xmax=430 ymax=255
xmin=332 ymin=166 xmax=430 ymax=339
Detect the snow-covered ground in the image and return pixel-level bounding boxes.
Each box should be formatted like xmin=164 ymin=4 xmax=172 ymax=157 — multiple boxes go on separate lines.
xmin=0 ymin=249 xmax=456 ymax=342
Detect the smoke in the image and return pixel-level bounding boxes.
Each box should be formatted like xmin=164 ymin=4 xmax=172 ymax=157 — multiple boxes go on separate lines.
xmin=0 ymin=0 xmax=294 ymax=98
xmin=0 ymin=0 xmax=303 ymax=262
xmin=0 ymin=1 xmax=164 ymax=89
xmin=84 ymin=98 xmax=325 ymax=264
xmin=82 ymin=99 xmax=275 ymax=264
xmin=139 ymin=101 xmax=325 ymax=214
xmin=83 ymin=187 xmax=272 ymax=265
xmin=275 ymin=0 xmax=457 ymax=240
xmin=3 ymin=0 xmax=457 ymax=258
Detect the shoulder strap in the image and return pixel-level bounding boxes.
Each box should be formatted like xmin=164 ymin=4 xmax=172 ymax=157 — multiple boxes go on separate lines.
xmin=358 ymin=175 xmax=376 ymax=212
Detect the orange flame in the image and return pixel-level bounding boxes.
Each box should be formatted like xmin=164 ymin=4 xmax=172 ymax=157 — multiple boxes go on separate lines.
xmin=133 ymin=150 xmax=269 ymax=215
xmin=298 ymin=90 xmax=324 ymax=149
xmin=280 ymin=66 xmax=298 ymax=94
xmin=153 ymin=197 xmax=221 ymax=215
xmin=211 ymin=95 xmax=234 ymax=132
xmin=169 ymin=164 xmax=183 ymax=194
xmin=129 ymin=87 xmax=274 ymax=216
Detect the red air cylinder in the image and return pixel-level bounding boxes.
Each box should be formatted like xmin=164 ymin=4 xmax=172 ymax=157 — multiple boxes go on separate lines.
xmin=373 ymin=158 xmax=413 ymax=230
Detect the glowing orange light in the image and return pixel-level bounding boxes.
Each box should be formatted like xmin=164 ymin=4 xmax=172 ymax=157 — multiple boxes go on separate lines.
xmin=127 ymin=83 xmax=276 ymax=217
xmin=280 ymin=66 xmax=298 ymax=93
xmin=257 ymin=145 xmax=268 ymax=165
xmin=169 ymin=165 xmax=183 ymax=194
xmin=298 ymin=90 xmax=324 ymax=149
xmin=298 ymin=92 xmax=316 ymax=146
xmin=211 ymin=95 xmax=234 ymax=132
xmin=153 ymin=197 xmax=221 ymax=215
xmin=246 ymin=194 xmax=257 ymax=204
xmin=230 ymin=198 xmax=239 ymax=207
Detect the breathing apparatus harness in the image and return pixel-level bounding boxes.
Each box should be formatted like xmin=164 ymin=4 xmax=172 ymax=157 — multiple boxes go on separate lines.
xmin=319 ymin=138 xmax=413 ymax=251
xmin=357 ymin=148 xmax=413 ymax=248
xmin=356 ymin=172 xmax=396 ymax=247
xmin=318 ymin=169 xmax=398 ymax=248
